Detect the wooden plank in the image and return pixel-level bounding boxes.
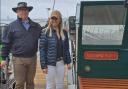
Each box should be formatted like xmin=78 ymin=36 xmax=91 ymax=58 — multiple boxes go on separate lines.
xmin=34 ymin=60 xmax=46 ymax=89
xmin=79 ymin=77 xmax=128 ymax=89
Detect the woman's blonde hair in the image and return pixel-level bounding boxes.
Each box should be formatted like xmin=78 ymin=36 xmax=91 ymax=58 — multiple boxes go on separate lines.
xmin=45 ymin=10 xmax=65 ymax=40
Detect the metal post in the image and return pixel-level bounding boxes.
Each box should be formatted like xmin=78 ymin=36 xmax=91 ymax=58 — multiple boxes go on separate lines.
xmin=52 ymin=0 xmax=56 ymax=11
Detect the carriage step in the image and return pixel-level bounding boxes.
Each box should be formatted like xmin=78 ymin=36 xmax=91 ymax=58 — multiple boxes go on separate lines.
xmin=78 ymin=77 xmax=128 ymax=89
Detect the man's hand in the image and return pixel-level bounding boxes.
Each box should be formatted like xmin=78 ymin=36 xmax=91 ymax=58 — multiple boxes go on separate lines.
xmin=42 ymin=69 xmax=48 ymax=74
xmin=1 ymin=60 xmax=6 ymax=68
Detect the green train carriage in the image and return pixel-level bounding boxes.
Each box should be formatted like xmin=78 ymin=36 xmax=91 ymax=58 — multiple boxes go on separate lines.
xmin=75 ymin=0 xmax=128 ymax=88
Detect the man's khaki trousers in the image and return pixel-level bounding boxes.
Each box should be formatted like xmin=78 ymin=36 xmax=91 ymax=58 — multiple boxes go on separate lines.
xmin=12 ymin=56 xmax=37 ymax=89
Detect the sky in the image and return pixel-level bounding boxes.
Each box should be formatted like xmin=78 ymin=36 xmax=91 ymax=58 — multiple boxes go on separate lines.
xmin=1 ymin=0 xmax=81 ymax=19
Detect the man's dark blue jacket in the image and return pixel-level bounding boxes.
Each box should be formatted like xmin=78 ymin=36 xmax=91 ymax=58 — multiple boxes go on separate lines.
xmin=1 ymin=18 xmax=41 ymax=60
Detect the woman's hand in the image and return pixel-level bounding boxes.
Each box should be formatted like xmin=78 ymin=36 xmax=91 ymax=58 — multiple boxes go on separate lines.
xmin=67 ymin=64 xmax=71 ymax=70
xmin=47 ymin=19 xmax=52 ymax=29
xmin=42 ymin=69 xmax=48 ymax=74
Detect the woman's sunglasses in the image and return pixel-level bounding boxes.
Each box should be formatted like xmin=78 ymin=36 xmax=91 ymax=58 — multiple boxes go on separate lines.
xmin=51 ymin=16 xmax=58 ymax=20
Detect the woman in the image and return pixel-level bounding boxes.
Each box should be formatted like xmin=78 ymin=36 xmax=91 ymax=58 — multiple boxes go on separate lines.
xmin=40 ymin=10 xmax=71 ymax=89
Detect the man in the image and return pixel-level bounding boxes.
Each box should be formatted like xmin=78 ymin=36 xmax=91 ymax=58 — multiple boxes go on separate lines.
xmin=1 ymin=2 xmax=41 ymax=89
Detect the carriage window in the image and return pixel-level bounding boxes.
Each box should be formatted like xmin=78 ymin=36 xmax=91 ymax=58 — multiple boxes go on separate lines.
xmin=82 ymin=5 xmax=126 ymax=45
